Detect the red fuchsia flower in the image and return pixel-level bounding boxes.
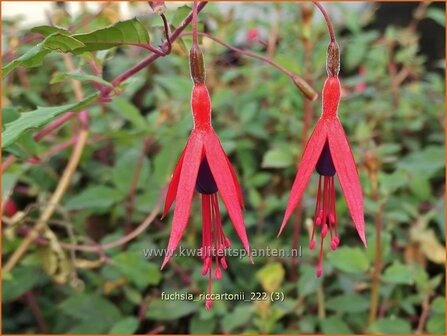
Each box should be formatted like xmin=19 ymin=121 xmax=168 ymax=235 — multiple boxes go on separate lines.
xmin=278 ymin=45 xmax=366 ymax=277
xmin=161 ymin=83 xmax=252 ymax=310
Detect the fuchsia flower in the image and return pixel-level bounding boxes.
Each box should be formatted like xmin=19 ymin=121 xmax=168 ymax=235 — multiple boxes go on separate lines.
xmin=278 ymin=74 xmax=366 ymax=277
xmin=161 ymin=83 xmax=252 ymax=309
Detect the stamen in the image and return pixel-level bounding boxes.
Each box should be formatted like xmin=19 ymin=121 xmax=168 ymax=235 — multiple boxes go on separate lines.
xmin=311 ymin=173 xmax=338 ymax=277
xmin=200 ymin=193 xmax=230 ymax=309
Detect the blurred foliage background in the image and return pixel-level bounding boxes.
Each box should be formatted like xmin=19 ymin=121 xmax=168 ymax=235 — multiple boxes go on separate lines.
xmin=2 ymin=2 xmax=446 ymax=334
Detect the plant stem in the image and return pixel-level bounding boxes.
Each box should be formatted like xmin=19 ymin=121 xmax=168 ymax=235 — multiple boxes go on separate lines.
xmin=4 ymin=128 xmax=89 ymax=272
xmin=313 ymin=2 xmax=336 ymax=43
xmin=180 ymin=31 xmax=318 ymax=101
xmin=24 ymin=291 xmax=48 ymax=333
xmin=317 ymin=286 xmax=326 ymax=319
xmin=290 ymin=13 xmax=315 ymax=280
xmin=2 ymin=3 xmax=208 ymax=173
xmin=416 ymin=295 xmax=431 ymax=333
xmin=125 ymin=137 xmax=153 ymax=233
xmin=192 ymin=1 xmax=199 ymax=48
xmin=13 ymin=189 xmax=164 ymax=254
xmin=368 ymin=170 xmax=383 ymax=326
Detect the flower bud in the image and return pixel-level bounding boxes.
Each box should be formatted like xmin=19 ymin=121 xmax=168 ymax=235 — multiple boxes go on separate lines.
xmin=189 ymin=45 xmax=206 ymax=84
xmin=148 ymin=2 xmax=165 ymax=15
xmin=326 ymin=41 xmax=340 ymax=77
xmin=292 ymin=75 xmax=318 ymax=101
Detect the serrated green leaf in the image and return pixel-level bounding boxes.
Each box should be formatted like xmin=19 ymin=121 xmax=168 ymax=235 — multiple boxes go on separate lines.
xmin=109 ymin=317 xmax=139 ymax=334
xmin=51 ymin=71 xmax=112 ymax=87
xmin=320 ymin=316 xmax=353 ymax=334
xmin=110 ymin=96 xmax=147 ymax=128
xmin=2 ymin=93 xmax=98 ymax=148
xmin=327 ymin=247 xmax=370 ymax=274
xmin=326 ymin=293 xmax=370 ymax=313
xmin=31 ymin=25 xmax=69 ymax=36
xmin=146 ymin=299 xmax=198 ymax=321
xmin=297 ymin=264 xmax=322 ymax=297
xmin=43 ymin=33 xmax=85 ymax=52
xmin=112 ymin=149 xmax=150 ymax=193
xmin=59 ymin=294 xmax=121 ymax=333
xmin=222 ymin=304 xmax=253 ymax=333
xmin=112 ymin=252 xmax=161 ymax=289
xmin=65 ymin=186 xmax=123 ymax=210
xmin=2 ymin=266 xmax=44 ymax=301
xmin=2 ymin=44 xmax=49 ymax=78
xmin=427 ymin=314 xmax=446 ymax=334
xmin=262 ymin=147 xmax=294 ymax=168
xmin=72 ymin=18 xmax=150 ymax=54
xmin=382 ymin=262 xmax=414 ymax=285
xmin=432 ymin=296 xmax=446 ymax=314
xmin=368 ymin=318 xmax=412 ymax=334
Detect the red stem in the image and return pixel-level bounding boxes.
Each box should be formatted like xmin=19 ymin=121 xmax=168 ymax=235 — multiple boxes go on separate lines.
xmin=313 ymin=2 xmax=336 ymax=43
xmin=192 ymin=1 xmax=199 ymax=48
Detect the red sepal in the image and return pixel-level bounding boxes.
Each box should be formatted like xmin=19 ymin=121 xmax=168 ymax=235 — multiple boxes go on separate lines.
xmin=204 ymin=130 xmax=252 ymax=262
xmin=327 ymin=119 xmax=366 ymax=246
xmin=278 ymin=119 xmax=328 ymax=236
xmin=161 ymin=132 xmax=203 ymax=269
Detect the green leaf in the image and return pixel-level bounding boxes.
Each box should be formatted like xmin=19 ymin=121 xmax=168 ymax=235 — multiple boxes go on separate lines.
xmin=382 ymin=262 xmax=414 ymax=285
xmin=427 ymin=314 xmax=446 ymax=334
xmin=327 ymin=247 xmax=370 ymax=274
xmin=2 ymin=107 xmax=20 ymax=126
xmin=59 ymin=294 xmax=121 ymax=333
xmin=431 ymin=296 xmax=446 ymax=314
xmin=409 ymin=172 xmax=431 ymax=201
xmin=368 ymin=318 xmax=412 ymax=334
xmin=65 ymin=186 xmax=123 ymax=210
xmin=2 ymin=93 xmax=98 ymax=148
xmin=2 ymin=266 xmax=44 ymax=301
xmin=297 ymin=264 xmax=322 ymax=297
xmin=326 ymin=294 xmax=370 ymax=313
xmin=110 ymin=96 xmax=147 ymax=128
xmin=31 ymin=25 xmax=70 ymax=36
xmin=426 ymin=8 xmax=445 ymax=27
xmin=112 ymin=252 xmax=161 ymax=289
xmin=222 ymin=304 xmax=253 ymax=333
xmin=51 ymin=71 xmax=113 ymax=87
xmin=320 ymin=316 xmax=353 ymax=334
xmin=2 ymin=33 xmax=85 ymax=78
xmin=112 ymin=149 xmax=151 ymax=194
xmin=109 ymin=317 xmax=139 ymax=334
xmin=72 ymin=18 xmax=150 ymax=53
xmin=146 ymin=299 xmax=198 ymax=321
xmin=2 ymin=44 xmax=49 ymax=78
xmin=398 ymin=146 xmax=445 ymax=176
xmin=190 ymin=316 xmax=216 ymax=334
xmin=2 ymin=173 xmax=19 ymax=200
xmin=262 ymin=147 xmax=294 ymax=168
xmin=42 ymin=33 xmax=85 ymax=52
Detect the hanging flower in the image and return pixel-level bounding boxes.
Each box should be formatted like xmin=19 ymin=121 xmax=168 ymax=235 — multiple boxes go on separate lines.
xmin=161 ymin=83 xmax=252 ymax=310
xmin=278 ymin=72 xmax=366 ymax=277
